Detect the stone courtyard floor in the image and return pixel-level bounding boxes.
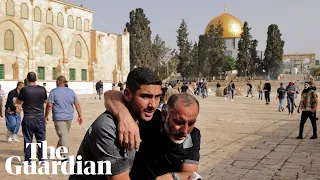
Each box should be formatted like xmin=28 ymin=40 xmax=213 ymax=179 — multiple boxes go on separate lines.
xmin=0 ymin=92 xmax=320 ymax=180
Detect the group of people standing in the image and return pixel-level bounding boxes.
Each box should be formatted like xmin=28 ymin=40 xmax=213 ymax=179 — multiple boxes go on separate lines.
xmin=5 ymin=72 xmax=83 ymax=166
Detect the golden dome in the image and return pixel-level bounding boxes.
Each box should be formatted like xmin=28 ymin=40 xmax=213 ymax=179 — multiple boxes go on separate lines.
xmin=205 ymin=8 xmax=243 ymax=38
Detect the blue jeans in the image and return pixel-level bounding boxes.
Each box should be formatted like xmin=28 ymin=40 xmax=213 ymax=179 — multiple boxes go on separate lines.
xmin=5 ymin=110 xmax=21 ymax=134
xmin=279 ymin=98 xmax=284 ymax=111
xmin=287 ymin=96 xmax=295 ymax=113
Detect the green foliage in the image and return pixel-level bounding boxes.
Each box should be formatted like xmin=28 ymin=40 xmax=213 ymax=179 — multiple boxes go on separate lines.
xmin=176 ymin=19 xmax=193 ymax=79
xmin=224 ymin=56 xmax=236 ymax=72
xmin=152 ymin=34 xmax=171 ymax=75
xmin=309 ymin=66 xmax=320 ymax=76
xmin=125 ymin=8 xmax=153 ymax=70
xmin=249 ymin=39 xmax=264 ymax=76
xmin=264 ymin=24 xmax=285 ymax=79
xmin=236 ymin=21 xmax=252 ymax=77
xmin=199 ymin=22 xmax=227 ymax=78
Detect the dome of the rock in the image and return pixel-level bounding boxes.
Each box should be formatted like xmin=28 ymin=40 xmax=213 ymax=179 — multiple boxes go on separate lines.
xmin=205 ymin=10 xmax=243 ymax=38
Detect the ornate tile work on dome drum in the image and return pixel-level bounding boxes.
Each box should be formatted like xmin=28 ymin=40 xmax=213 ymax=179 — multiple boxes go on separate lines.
xmin=5 ymin=30 xmax=14 ymax=50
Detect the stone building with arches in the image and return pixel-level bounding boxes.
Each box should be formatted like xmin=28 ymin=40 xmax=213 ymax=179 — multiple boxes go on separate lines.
xmin=0 ymin=0 xmax=129 ymax=93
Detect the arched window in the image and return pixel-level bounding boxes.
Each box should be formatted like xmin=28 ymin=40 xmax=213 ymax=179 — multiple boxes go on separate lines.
xmin=75 ymin=41 xmax=81 ymax=58
xmin=76 ymin=17 xmax=82 ymax=31
xmin=6 ymin=0 xmax=14 ymax=16
xmin=21 ymin=3 xmax=28 ymax=19
xmin=84 ymin=19 xmax=90 ymax=32
xmin=46 ymin=9 xmax=53 ymax=24
xmin=57 ymin=13 xmax=64 ymax=27
xmin=45 ymin=36 xmax=52 ymax=55
xmin=34 ymin=6 xmax=41 ymax=22
xmin=4 ymin=30 xmax=14 ymax=51
xmin=68 ymin=15 xmax=74 ymax=29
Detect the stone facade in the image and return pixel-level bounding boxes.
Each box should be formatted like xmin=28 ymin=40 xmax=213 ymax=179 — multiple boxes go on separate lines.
xmin=0 ymin=0 xmax=129 ymax=87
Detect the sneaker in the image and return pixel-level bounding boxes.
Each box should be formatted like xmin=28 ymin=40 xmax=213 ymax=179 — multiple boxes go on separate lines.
xmin=6 ymin=130 xmax=12 ymax=140
xmin=39 ymin=160 xmax=46 ymax=166
xmin=12 ymin=134 xmax=21 ymax=142
xmin=22 ymin=161 xmax=32 ymax=167
xmin=296 ymin=136 xmax=303 ymax=139
xmin=7 ymin=136 xmax=13 ymax=143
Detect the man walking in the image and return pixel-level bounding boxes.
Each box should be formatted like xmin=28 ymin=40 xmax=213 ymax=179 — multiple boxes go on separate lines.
xmin=297 ymin=81 xmax=318 ymax=139
xmin=95 ymin=80 xmax=103 ymax=99
xmin=257 ymin=81 xmax=263 ymax=100
xmin=263 ymin=80 xmax=271 ymax=104
xmin=45 ymin=76 xmax=83 ymax=160
xmin=246 ymin=81 xmax=253 ymax=98
xmin=15 ymin=72 xmax=48 ymax=165
xmin=276 ymin=83 xmax=285 ymax=112
xmin=286 ymin=82 xmax=297 ymax=115
xmin=5 ymin=81 xmax=24 ymax=142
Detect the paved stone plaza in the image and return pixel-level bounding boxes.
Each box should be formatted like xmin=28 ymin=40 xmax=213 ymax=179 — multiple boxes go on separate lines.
xmin=0 ymin=91 xmax=320 ymax=180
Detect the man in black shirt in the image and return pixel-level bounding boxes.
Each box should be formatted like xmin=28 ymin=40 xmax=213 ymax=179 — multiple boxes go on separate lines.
xmin=277 ymin=83 xmax=285 ymax=112
xmin=180 ymin=82 xmax=189 ymax=93
xmin=15 ymin=72 xmax=48 ymax=165
xmin=104 ymin=92 xmax=201 ymax=180
xmin=263 ymin=80 xmax=271 ymax=104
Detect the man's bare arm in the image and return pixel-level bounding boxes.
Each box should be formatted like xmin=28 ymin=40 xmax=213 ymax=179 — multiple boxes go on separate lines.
xmin=104 ymin=90 xmax=140 ymax=151
xmin=45 ymin=103 xmax=53 ymax=118
xmin=74 ymin=101 xmax=83 ymax=117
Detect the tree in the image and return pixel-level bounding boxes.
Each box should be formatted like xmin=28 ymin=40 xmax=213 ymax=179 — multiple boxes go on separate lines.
xmin=125 ymin=8 xmax=153 ymax=70
xmin=249 ymin=39 xmax=264 ymax=76
xmin=203 ymin=22 xmax=227 ymax=78
xmin=152 ymin=34 xmax=170 ymax=75
xmin=236 ymin=21 xmax=252 ymax=77
xmin=224 ymin=56 xmax=236 ymax=72
xmin=189 ymin=42 xmax=199 ymax=78
xmin=176 ymin=19 xmax=193 ymax=80
xmin=264 ymin=24 xmax=285 ymax=79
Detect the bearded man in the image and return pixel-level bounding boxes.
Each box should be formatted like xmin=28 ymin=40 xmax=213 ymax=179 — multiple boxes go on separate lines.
xmin=104 ymin=91 xmax=201 ymax=180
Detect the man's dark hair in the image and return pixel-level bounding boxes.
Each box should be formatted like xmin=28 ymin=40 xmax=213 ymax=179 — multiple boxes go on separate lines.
xmin=27 ymin=72 xmax=37 ymax=82
xmin=126 ymin=67 xmax=162 ymax=93
xmin=17 ymin=81 xmax=24 ymax=88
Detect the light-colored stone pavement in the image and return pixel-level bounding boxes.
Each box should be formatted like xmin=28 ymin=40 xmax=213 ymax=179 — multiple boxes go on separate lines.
xmin=0 ymin=92 xmax=319 ymax=180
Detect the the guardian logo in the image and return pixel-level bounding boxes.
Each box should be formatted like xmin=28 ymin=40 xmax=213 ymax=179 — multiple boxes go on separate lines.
xmin=5 ymin=141 xmax=111 ymax=175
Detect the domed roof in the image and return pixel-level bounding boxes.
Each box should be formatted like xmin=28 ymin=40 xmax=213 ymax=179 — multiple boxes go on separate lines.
xmin=205 ymin=7 xmax=243 ymax=38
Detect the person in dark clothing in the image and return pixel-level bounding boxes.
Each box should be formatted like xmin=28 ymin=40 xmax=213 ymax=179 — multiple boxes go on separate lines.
xmin=286 ymin=82 xmax=297 ymax=115
xmin=180 ymin=82 xmax=189 ymax=93
xmin=160 ymin=82 xmax=169 ymax=104
xmin=5 ymin=81 xmax=24 ymax=142
xmin=297 ymin=81 xmax=318 ymax=139
xmin=15 ymin=72 xmax=48 ymax=165
xmin=246 ymin=81 xmax=253 ymax=98
xmin=95 ymin=80 xmax=103 ymax=99
xmin=276 ymin=83 xmax=285 ymax=112
xmin=263 ymin=80 xmax=271 ymax=104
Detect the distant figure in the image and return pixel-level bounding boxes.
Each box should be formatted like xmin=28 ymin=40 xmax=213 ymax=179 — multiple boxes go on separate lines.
xmin=263 ymin=80 xmax=271 ymax=105
xmin=277 ymin=83 xmax=285 ymax=112
xmin=0 ymin=85 xmax=6 ymax=117
xmin=257 ymin=81 xmax=263 ymax=100
xmin=95 ymin=80 xmax=103 ymax=99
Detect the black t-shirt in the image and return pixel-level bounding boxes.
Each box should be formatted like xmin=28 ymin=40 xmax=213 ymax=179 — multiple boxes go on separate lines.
xmin=17 ymin=85 xmax=47 ymax=116
xmin=129 ymin=110 xmax=201 ymax=180
xmin=277 ymin=87 xmax=285 ymax=99
xmin=161 ymin=87 xmax=168 ymax=97
xmin=180 ymin=85 xmax=189 ymax=92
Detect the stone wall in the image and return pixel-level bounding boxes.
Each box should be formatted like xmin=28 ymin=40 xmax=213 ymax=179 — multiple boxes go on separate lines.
xmin=0 ymin=0 xmax=93 ymax=81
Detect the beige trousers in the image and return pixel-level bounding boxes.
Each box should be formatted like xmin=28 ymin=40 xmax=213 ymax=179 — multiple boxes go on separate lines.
xmin=54 ymin=120 xmax=72 ymax=157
